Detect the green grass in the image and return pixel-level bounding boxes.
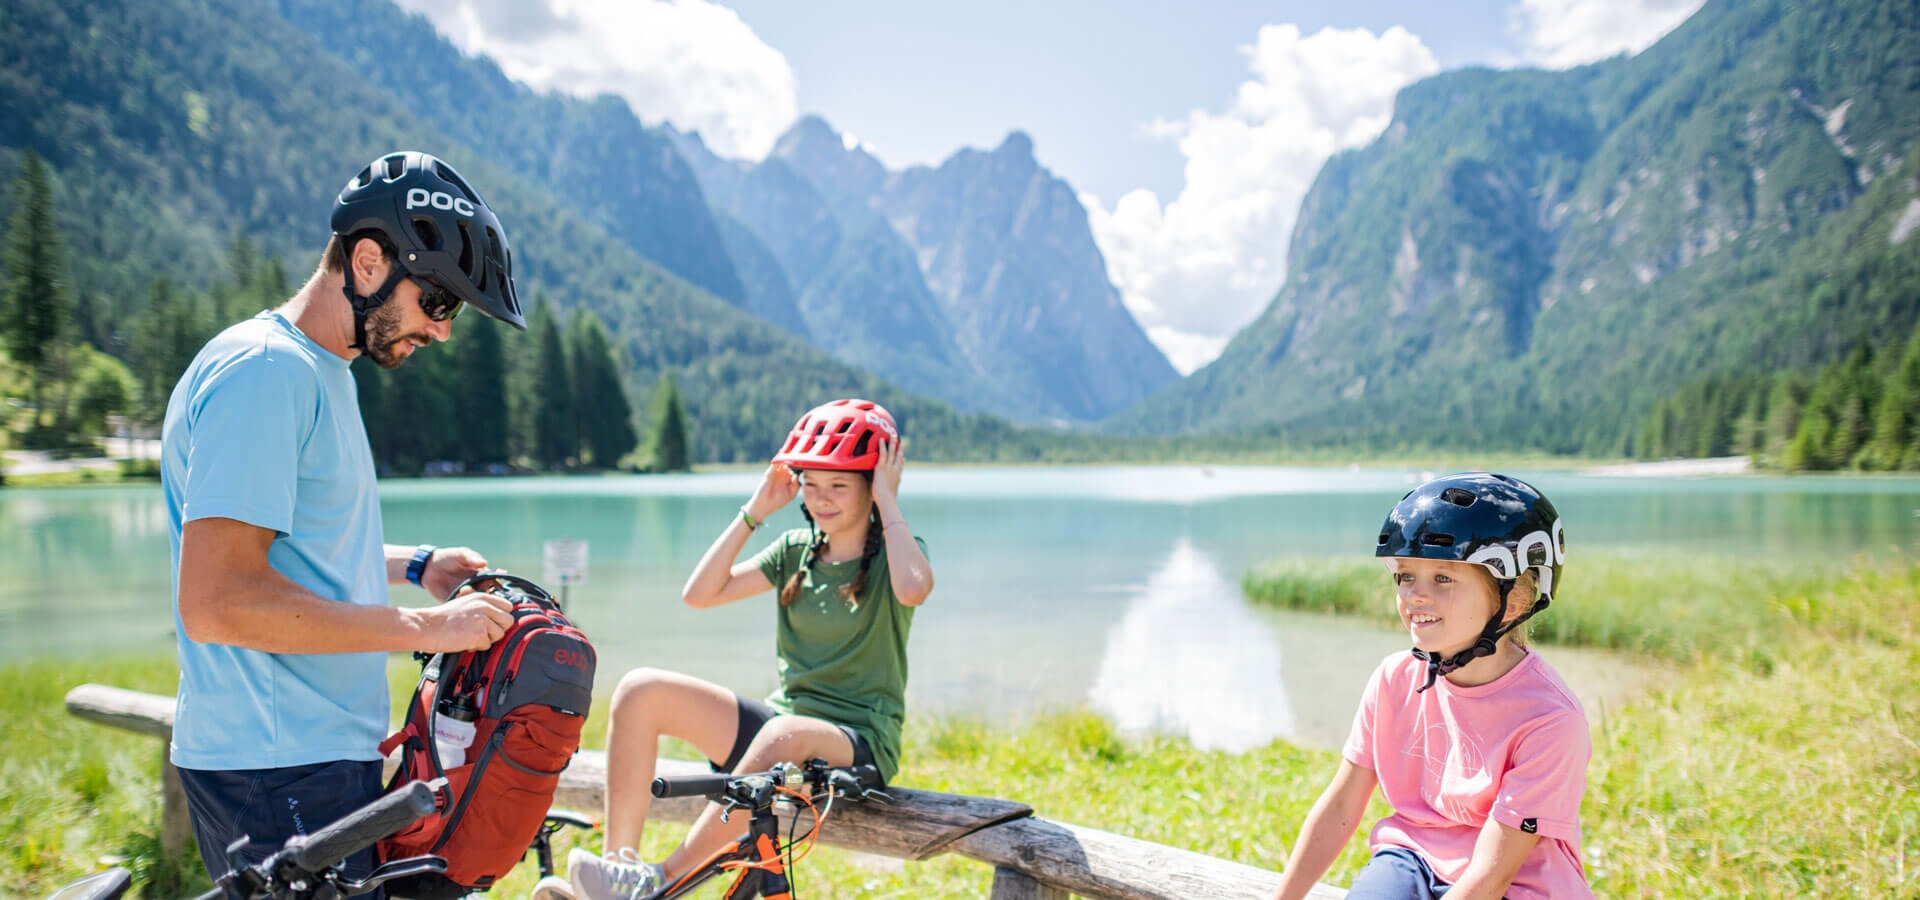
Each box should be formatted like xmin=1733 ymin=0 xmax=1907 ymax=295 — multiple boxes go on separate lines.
xmin=1243 ymin=552 xmax=1908 ymax=662
xmin=0 ymin=657 xmax=209 ymax=898
xmin=7 ymin=561 xmax=1918 ymax=897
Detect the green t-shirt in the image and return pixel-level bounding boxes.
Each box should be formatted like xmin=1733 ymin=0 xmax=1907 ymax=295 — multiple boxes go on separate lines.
xmin=749 ymin=527 xmax=923 ymax=781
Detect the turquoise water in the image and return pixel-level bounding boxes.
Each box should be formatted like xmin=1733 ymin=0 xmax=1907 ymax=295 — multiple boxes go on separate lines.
xmin=4 ymin=466 xmax=1916 ymax=748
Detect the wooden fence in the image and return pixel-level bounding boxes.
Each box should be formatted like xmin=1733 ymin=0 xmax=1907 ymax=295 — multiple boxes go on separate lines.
xmin=65 ymin=684 xmax=1345 ymax=899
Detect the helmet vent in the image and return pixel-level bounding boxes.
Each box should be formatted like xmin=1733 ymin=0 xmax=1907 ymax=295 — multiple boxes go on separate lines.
xmin=352 ymin=165 xmax=374 ymax=190
xmin=485 ymin=227 xmax=505 ymax=271
xmin=1420 ymin=533 xmax=1456 ymax=547
xmin=1377 ymin=532 xmax=1391 ymax=546
xmin=384 ymin=154 xmax=407 ymax=180
xmin=455 ymin=220 xmax=475 ymax=274
xmin=411 ymin=217 xmax=442 ymax=251
xmin=434 ymin=160 xmax=476 ymax=200
xmin=1440 ymin=488 xmax=1477 ymax=507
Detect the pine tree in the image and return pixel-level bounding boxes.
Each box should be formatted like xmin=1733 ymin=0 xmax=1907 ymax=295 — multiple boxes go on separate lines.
xmin=504 ymin=293 xmax=545 ymax=467
xmin=568 ymin=310 xmax=635 ymax=469
xmin=1829 ymin=347 xmax=1877 ymax=468
xmin=1730 ymin=379 xmax=1767 ymax=458
xmin=3 ymin=151 xmax=72 ymax=443
xmin=455 ymin=314 xmax=509 ymax=469
xmin=530 ymin=302 xmax=574 ymax=469
xmin=132 ymin=277 xmax=212 ymax=422
xmin=1761 ymin=371 xmax=1807 ymax=467
xmin=644 ymin=372 xmax=690 ymax=473
xmin=1862 ymin=327 xmax=1920 ymax=470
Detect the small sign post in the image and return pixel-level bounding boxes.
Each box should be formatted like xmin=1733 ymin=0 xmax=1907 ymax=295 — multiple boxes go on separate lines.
xmin=542 ymin=538 xmax=589 ymax=609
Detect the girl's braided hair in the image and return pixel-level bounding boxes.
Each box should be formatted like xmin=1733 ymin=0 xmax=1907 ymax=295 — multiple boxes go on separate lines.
xmin=778 ymin=471 xmax=885 ymax=608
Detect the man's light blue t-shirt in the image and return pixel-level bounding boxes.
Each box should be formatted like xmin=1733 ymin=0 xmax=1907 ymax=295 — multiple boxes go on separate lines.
xmin=162 ymin=311 xmax=389 ymax=771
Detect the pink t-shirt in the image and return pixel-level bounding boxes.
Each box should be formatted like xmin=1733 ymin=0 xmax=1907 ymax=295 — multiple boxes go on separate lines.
xmin=1342 ymin=651 xmax=1593 ymax=900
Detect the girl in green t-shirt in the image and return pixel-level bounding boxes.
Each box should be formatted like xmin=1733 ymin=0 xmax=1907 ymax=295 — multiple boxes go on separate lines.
xmin=553 ymin=399 xmax=935 ymax=900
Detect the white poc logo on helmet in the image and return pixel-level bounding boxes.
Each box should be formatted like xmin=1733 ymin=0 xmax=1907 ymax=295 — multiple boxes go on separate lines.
xmin=1464 ymin=517 xmax=1566 ymax=597
xmin=865 ymin=411 xmax=897 ymax=439
xmin=405 ymin=188 xmax=476 ymax=217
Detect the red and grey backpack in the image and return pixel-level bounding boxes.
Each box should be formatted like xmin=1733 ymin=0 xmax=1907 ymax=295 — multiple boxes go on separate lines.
xmin=378 ymin=571 xmax=595 ymax=897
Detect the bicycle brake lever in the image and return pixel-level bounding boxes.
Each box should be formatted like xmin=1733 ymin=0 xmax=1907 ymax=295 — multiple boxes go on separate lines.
xmin=334 ymin=856 xmax=449 ymax=895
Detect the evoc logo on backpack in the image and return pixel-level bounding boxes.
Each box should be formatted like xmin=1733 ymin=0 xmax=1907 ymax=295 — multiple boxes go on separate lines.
xmin=406 ymin=188 xmax=476 ymax=217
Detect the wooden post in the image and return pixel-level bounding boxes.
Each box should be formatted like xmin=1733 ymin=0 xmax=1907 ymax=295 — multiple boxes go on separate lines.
xmin=159 ymin=736 xmax=190 ymax=855
xmin=992 ymin=866 xmax=1072 ymax=900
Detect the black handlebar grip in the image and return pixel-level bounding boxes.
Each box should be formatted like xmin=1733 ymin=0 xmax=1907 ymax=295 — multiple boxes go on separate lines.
xmin=651 ymin=772 xmax=735 ymax=799
xmin=284 ymin=779 xmax=441 ymax=873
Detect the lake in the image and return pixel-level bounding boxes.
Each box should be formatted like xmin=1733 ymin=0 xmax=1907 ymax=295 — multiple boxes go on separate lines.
xmin=4 ymin=466 xmax=1916 ymax=750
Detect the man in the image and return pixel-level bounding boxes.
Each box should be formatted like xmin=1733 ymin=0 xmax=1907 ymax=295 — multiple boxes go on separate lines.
xmin=160 ymin=151 xmax=528 ymax=894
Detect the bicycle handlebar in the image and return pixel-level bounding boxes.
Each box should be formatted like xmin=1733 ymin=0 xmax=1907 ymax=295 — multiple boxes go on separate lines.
xmin=283 ymin=779 xmax=440 ymax=874
xmin=651 ymin=771 xmax=735 ymax=799
xmin=650 ymin=761 xmax=889 ymax=803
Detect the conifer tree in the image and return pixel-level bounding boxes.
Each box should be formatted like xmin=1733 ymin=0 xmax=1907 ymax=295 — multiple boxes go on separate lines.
xmin=3 ymin=151 xmax=71 ymax=443
xmin=644 ymin=372 xmax=690 ymax=473
xmin=1864 ymin=327 xmax=1920 ymax=470
xmin=1761 ymin=371 xmax=1807 ymax=466
xmin=568 ymin=310 xmax=635 ymax=468
xmin=455 ymin=313 xmax=509 ymax=468
xmin=530 ymin=302 xmax=574 ymax=469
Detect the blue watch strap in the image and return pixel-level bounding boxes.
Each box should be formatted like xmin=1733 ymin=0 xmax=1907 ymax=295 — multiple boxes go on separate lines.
xmin=406 ymin=544 xmax=437 ymax=586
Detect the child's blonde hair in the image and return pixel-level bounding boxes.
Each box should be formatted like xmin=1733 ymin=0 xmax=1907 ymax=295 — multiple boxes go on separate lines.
xmin=1473 ymin=568 xmax=1539 ymax=647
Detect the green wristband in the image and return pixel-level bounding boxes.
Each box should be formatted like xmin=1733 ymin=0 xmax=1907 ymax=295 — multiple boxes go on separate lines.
xmin=739 ymin=507 xmax=763 ymax=531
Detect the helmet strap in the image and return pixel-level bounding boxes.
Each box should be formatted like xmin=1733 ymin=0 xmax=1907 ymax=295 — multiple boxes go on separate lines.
xmin=338 ymin=239 xmax=408 ymax=353
xmin=1411 ymin=578 xmax=1550 ymax=693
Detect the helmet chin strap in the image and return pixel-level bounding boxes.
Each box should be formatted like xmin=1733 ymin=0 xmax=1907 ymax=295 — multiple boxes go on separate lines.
xmin=338 ymin=243 xmax=408 ymax=352
xmin=1410 ymin=578 xmax=1550 ymax=692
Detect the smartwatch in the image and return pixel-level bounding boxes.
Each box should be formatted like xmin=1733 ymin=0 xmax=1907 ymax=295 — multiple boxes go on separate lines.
xmin=406 ymin=544 xmax=438 ymax=587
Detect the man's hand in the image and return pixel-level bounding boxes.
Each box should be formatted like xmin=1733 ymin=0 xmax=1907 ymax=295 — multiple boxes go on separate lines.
xmin=421 ymin=546 xmax=488 ymax=600
xmin=411 ymin=591 xmax=515 ymax=652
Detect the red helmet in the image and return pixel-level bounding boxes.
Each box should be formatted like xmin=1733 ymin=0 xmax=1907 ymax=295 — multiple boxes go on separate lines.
xmin=772 ymin=399 xmax=898 ymax=471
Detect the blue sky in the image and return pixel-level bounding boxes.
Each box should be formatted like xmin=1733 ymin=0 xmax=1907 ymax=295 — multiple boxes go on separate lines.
xmin=721 ymin=0 xmax=1524 ymax=203
xmin=394 ymin=0 xmax=1703 ymax=372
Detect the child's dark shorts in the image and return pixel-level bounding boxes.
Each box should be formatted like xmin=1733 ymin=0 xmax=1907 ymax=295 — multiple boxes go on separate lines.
xmin=708 ymin=694 xmax=878 ymax=778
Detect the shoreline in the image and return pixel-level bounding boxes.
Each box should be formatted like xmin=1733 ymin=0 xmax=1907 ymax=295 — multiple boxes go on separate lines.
xmin=1580 ymin=455 xmax=1753 ymax=477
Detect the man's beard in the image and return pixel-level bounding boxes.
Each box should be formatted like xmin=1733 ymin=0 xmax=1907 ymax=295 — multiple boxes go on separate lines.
xmin=362 ymin=302 xmax=431 ymax=370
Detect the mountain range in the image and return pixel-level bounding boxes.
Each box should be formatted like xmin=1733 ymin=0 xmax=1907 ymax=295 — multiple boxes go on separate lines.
xmin=3 ymin=0 xmax=1915 ymax=459
xmin=668 ymin=116 xmax=1177 ymax=423
xmin=1115 ymin=0 xmax=1920 ymax=454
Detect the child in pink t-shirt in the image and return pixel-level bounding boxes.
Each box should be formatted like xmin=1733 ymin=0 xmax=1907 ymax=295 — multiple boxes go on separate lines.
xmin=1270 ymin=473 xmax=1593 ymax=900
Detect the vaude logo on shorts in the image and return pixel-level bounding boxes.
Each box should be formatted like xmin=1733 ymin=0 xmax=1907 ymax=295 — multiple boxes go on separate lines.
xmin=405 ymin=188 xmax=476 ymax=217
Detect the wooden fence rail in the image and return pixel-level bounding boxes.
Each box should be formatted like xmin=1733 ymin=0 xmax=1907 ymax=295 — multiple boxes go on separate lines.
xmin=65 ymin=683 xmax=1344 ymax=899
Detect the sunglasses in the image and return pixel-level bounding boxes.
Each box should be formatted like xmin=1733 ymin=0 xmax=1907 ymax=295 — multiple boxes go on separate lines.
xmin=409 ymin=276 xmax=464 ymax=322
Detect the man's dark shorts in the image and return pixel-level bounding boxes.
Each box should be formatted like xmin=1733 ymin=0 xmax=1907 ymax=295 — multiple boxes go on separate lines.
xmin=177 ymin=759 xmax=385 ymax=900
xmin=708 ymin=694 xmax=878 ymax=778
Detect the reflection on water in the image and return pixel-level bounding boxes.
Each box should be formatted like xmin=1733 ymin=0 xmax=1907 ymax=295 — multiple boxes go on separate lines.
xmin=1089 ymin=540 xmax=1294 ymax=751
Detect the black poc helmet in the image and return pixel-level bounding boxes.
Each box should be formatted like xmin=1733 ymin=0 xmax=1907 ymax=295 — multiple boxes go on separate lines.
xmin=330 ymin=151 xmax=525 ymax=348
xmin=1376 ymin=472 xmax=1566 ymax=691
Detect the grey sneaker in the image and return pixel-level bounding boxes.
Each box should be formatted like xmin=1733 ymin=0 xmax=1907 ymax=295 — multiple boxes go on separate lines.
xmin=567 ymin=846 xmax=664 ymax=900
xmin=528 ymin=875 xmax=574 ymax=900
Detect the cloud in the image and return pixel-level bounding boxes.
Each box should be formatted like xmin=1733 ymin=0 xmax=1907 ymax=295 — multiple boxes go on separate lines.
xmin=1086 ymin=24 xmax=1439 ymax=375
xmin=390 ymin=0 xmax=798 ymax=159
xmin=1511 ymin=0 xmax=1705 ymax=69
